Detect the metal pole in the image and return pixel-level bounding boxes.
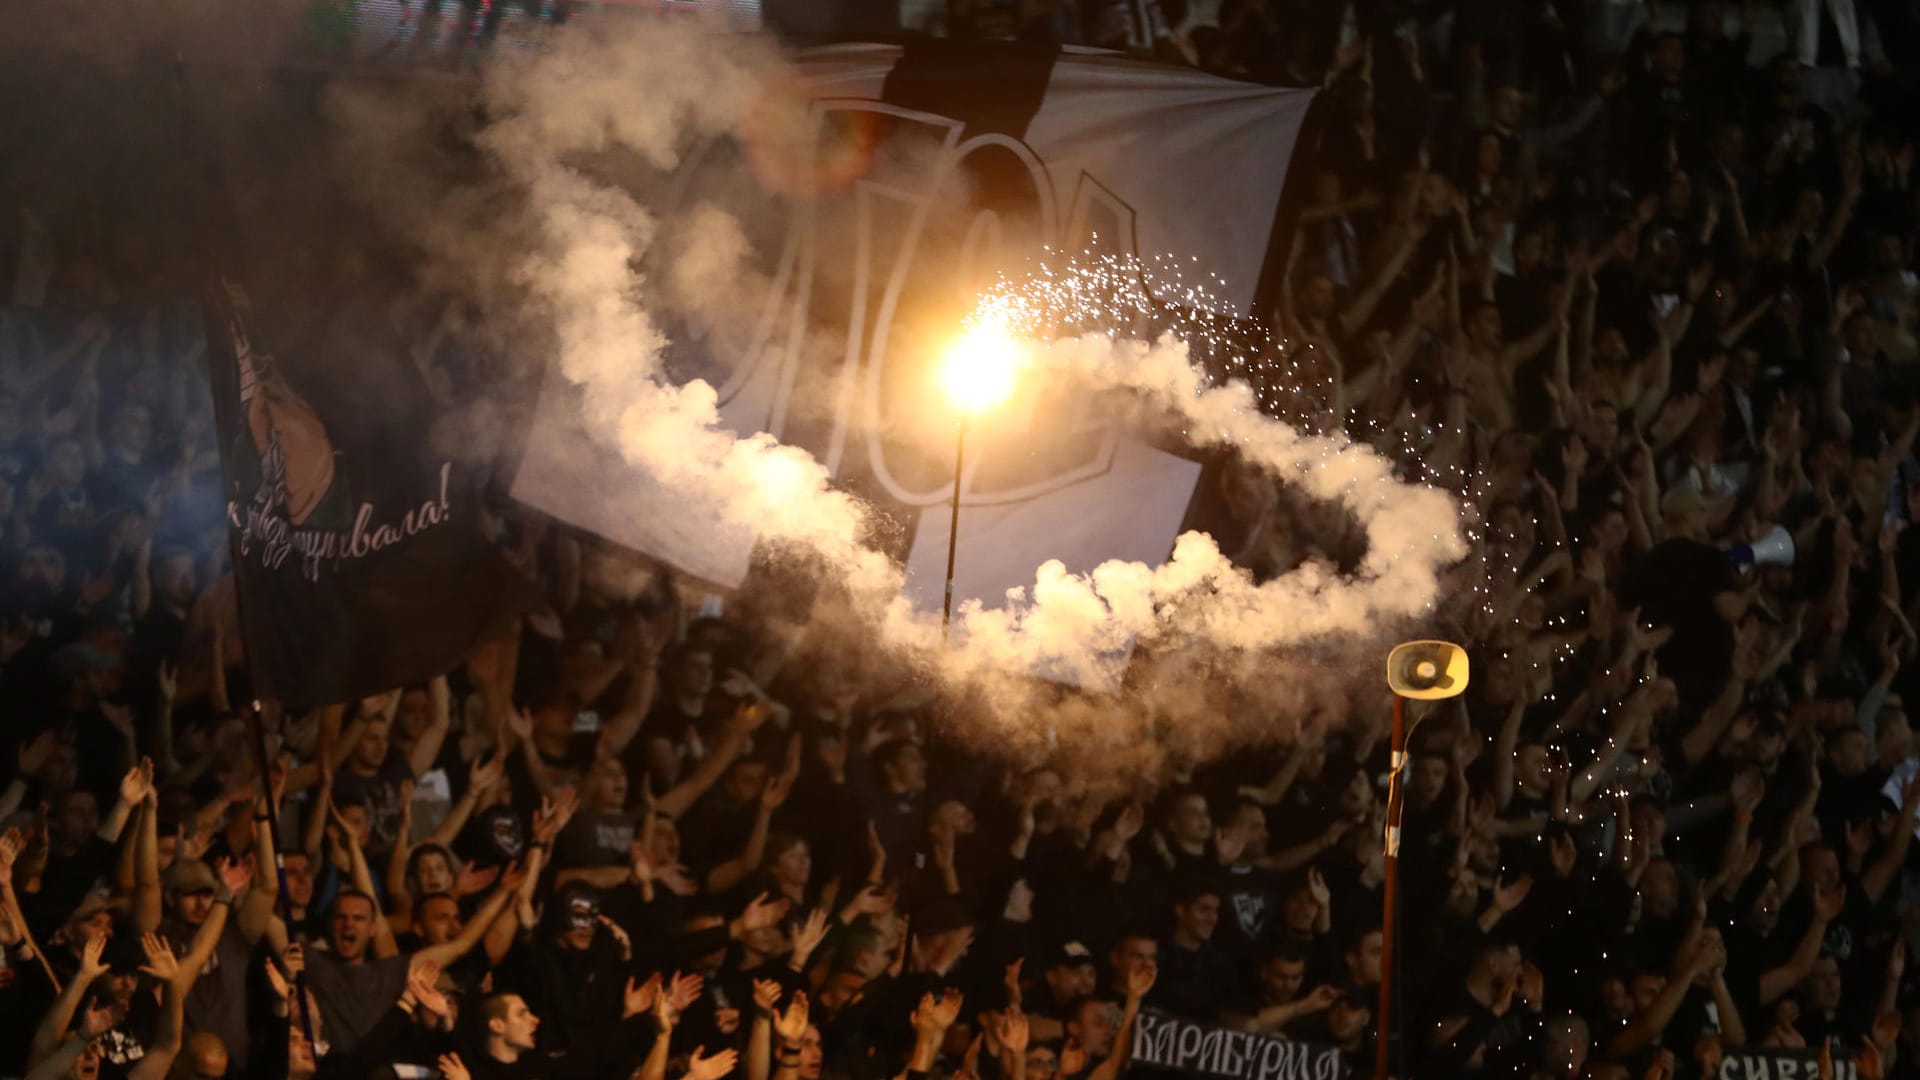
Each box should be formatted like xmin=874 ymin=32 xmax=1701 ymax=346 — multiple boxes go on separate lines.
xmin=1375 ymin=693 xmax=1406 ymax=1080
xmin=941 ymin=420 xmax=967 ymax=636
xmin=245 ymin=703 xmax=316 ymax=1046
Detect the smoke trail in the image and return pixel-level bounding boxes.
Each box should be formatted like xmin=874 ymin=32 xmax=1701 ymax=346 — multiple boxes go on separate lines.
xmin=348 ymin=17 xmax=1469 ymax=765
xmin=919 ymin=329 xmax=1468 ymax=690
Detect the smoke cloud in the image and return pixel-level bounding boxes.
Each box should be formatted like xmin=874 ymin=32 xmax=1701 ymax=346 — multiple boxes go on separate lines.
xmin=930 ymin=332 xmax=1467 ymax=683
xmin=326 ymin=16 xmax=1469 ymax=770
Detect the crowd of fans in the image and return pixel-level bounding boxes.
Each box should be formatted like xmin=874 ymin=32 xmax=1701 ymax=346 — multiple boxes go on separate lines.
xmin=6 ymin=1 xmax=1920 ymax=1080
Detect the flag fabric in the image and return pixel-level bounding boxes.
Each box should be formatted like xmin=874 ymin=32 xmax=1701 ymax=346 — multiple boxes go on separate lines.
xmin=204 ymin=274 xmax=536 ymax=709
xmin=512 ymin=41 xmax=1315 ymax=608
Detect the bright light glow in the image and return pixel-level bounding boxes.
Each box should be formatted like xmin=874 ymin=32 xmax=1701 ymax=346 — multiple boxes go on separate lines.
xmin=939 ymin=322 xmax=1022 ymax=415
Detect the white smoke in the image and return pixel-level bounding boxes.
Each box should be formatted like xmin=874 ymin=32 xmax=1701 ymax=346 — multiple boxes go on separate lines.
xmin=391 ymin=18 xmax=1467 ymax=760
xmin=917 ymin=333 xmax=1467 ymax=691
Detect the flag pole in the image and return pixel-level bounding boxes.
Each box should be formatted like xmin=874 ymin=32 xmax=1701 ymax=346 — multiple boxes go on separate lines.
xmin=164 ymin=52 xmax=319 ymax=1051
xmin=941 ymin=419 xmax=967 ymax=639
xmin=1375 ymin=693 xmax=1405 ymax=1080
xmin=242 ymin=696 xmax=317 ymax=1045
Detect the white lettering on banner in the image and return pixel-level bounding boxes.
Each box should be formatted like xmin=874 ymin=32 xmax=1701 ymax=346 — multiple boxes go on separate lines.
xmin=1127 ymin=1009 xmax=1344 ymax=1080
xmin=1256 ymin=1038 xmax=1286 ymax=1080
xmin=1718 ymin=1049 xmax=1861 ymax=1080
xmin=230 ymin=461 xmax=457 ymax=582
xmin=1175 ymin=1022 xmax=1204 ymax=1063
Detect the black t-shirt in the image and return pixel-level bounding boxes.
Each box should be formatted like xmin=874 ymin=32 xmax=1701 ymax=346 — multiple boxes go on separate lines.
xmin=1216 ymin=863 xmax=1284 ymax=952
xmin=507 ymin=731 xmax=596 ymax=813
xmin=332 ymin=751 xmax=415 ymax=854
xmin=1150 ymin=938 xmax=1239 ymax=1022
xmin=1624 ymin=538 xmax=1737 ymax=683
xmin=168 ymin=913 xmax=257 ymax=1070
xmin=93 ymin=990 xmax=159 ymax=1080
xmin=554 ymin=809 xmax=636 ymax=870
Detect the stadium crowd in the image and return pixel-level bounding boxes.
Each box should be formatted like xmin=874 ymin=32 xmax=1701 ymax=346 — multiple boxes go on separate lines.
xmin=7 ymin=1 xmax=1920 ymax=1079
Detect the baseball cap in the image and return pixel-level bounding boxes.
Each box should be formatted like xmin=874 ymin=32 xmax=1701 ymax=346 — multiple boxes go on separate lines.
xmin=65 ymin=891 xmax=125 ymax=929
xmin=1047 ymin=941 xmax=1097 ymax=971
xmin=164 ymin=858 xmax=218 ymax=895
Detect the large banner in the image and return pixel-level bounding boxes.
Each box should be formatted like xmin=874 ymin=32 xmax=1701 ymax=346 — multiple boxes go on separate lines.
xmin=1716 ymin=1046 xmax=1861 ymax=1079
xmin=511 ymin=41 xmax=1313 ymax=607
xmin=1130 ymin=1009 xmax=1345 ymax=1080
xmin=205 ymin=276 xmax=537 ymax=708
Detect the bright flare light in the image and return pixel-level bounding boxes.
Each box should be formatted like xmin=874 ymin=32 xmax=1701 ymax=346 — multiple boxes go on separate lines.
xmin=939 ymin=322 xmax=1022 ymax=415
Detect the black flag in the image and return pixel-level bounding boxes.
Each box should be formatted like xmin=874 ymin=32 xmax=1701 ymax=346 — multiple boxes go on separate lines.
xmin=203 ymin=274 xmax=535 ymax=709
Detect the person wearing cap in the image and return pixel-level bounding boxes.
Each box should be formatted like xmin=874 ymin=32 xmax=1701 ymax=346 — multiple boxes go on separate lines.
xmin=1030 ymin=940 xmax=1096 ymax=1039
xmin=153 ymin=855 xmax=257 ymax=1072
xmin=28 ymin=891 xmax=124 ymax=1017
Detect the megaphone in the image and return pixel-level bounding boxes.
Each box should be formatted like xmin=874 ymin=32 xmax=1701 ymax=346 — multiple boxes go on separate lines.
xmin=1727 ymin=524 xmax=1795 ymax=569
xmin=1387 ymin=641 xmax=1470 ymax=700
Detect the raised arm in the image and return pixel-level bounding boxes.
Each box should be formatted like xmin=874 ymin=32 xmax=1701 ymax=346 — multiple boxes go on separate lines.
xmin=1861 ymin=775 xmax=1920 ymax=904
xmin=133 ymin=783 xmax=162 ymax=934
xmin=1682 ymin=643 xmax=1755 ymax=767
xmin=1504 ymin=273 xmax=1578 ymax=369
xmin=1718 ymin=295 xmax=1775 ymax=348
xmin=426 ymin=753 xmax=504 ymax=850
xmin=509 ymin=708 xmax=560 ymax=799
xmin=329 ymin=806 xmax=399 ymax=959
xmin=1632 ymin=311 xmax=1678 ymax=430
xmin=1088 ymin=963 xmax=1157 ymax=1080
xmin=301 ymin=754 xmax=333 ymax=860
xmin=238 ymin=791 xmax=279 ymax=945
xmin=385 ymin=784 xmax=416 ymax=924
xmin=29 ymin=934 xmax=108 ymax=1068
xmin=748 ymin=982 xmax=776 ymax=1080
xmin=1608 ymin=924 xmax=1715 ymax=1057
xmin=1340 ymin=221 xmax=1427 ymax=335
xmin=127 ymin=933 xmax=189 ymax=1080
xmin=406 ymin=677 xmax=452 ymax=780
xmin=176 ymin=859 xmax=245 ymax=981
xmin=599 ymin=638 xmax=663 ymax=757
xmin=413 ymin=869 xmax=522 ymax=970
xmin=1808 ymin=151 xmax=1862 ymax=271
xmin=97 ymin=757 xmax=151 ymax=846
xmin=483 ymin=802 xmax=561 ymax=967
xmin=1491 ymin=696 xmax=1525 ymax=812
xmin=707 ymin=758 xmax=793 ymax=894
xmin=25 ymin=1030 xmax=102 ymax=1080
xmin=1761 ymin=886 xmax=1843 ymax=1003
xmin=655 ymin=703 xmax=769 ymax=819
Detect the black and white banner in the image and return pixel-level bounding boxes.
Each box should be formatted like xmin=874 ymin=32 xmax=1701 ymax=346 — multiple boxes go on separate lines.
xmin=1716 ymin=1046 xmax=1861 ymax=1079
xmin=1130 ymin=1009 xmax=1345 ymax=1080
xmin=512 ymin=41 xmax=1314 ymax=604
xmin=205 ymin=275 xmax=538 ymax=708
